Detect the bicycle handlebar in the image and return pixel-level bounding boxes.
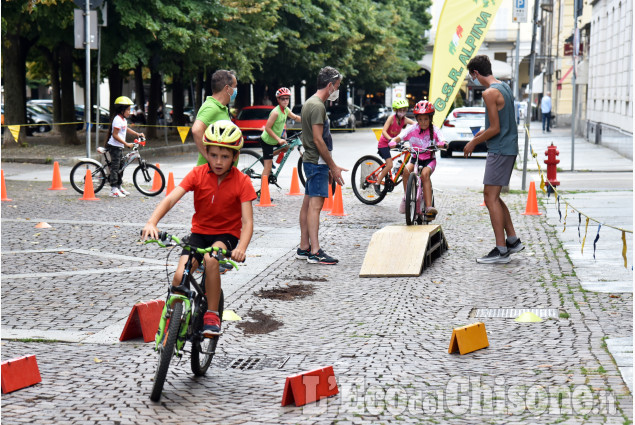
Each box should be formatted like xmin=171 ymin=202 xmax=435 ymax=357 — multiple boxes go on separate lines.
xmin=133 ymin=136 xmax=146 ymax=147
xmin=140 ymin=230 xmax=238 ymax=269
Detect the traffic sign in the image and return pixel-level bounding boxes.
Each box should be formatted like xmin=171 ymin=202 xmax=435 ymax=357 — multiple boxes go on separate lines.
xmin=513 ymin=0 xmax=528 ymax=23
xmin=73 ymin=0 xmax=104 ymax=9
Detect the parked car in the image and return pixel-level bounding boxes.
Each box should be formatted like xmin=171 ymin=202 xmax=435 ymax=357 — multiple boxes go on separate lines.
xmin=351 ymin=104 xmax=363 ymax=123
xmin=165 ymin=104 xmax=195 ymax=125
xmin=284 ymin=105 xmax=303 ymax=136
xmin=440 ymin=106 xmax=487 ymax=158
xmin=362 ymin=104 xmax=390 ymax=126
xmin=27 ymin=100 xmax=84 ymax=130
xmin=327 ymin=104 xmax=356 ymax=132
xmin=75 ymin=105 xmax=110 ymax=130
xmin=232 ymin=105 xmax=275 ymax=147
xmin=26 ymin=104 xmax=54 ymax=134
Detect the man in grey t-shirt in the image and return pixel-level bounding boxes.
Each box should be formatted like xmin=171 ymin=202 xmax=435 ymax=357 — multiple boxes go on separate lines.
xmin=296 ymin=66 xmax=347 ymax=265
xmin=464 ymin=55 xmax=524 ymax=264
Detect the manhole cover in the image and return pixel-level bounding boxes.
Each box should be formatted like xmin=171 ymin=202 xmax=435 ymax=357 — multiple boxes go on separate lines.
xmin=213 ymin=356 xmax=289 ymax=370
xmin=471 ymin=308 xmax=561 ymax=318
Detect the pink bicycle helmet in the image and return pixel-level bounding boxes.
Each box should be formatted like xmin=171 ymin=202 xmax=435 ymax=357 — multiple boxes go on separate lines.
xmin=413 ymin=100 xmax=435 ymax=115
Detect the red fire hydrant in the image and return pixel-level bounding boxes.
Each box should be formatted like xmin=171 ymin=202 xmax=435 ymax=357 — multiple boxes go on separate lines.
xmin=544 ymin=143 xmax=560 ymax=187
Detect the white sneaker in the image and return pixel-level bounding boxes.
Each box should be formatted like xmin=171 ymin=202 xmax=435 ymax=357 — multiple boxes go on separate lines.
xmin=118 ymin=186 xmax=131 ymax=196
xmin=110 ymin=188 xmax=125 ymax=198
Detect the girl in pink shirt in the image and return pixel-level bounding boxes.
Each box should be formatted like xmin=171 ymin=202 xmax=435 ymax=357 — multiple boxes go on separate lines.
xmin=389 ymin=100 xmax=446 ymax=218
xmin=374 ymin=99 xmax=415 ymax=192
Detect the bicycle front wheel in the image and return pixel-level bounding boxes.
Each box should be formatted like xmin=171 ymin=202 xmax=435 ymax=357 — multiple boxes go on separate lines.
xmin=133 ymin=163 xmax=165 ymax=196
xmin=351 ymin=155 xmax=386 ymax=205
xmin=150 ymin=302 xmax=183 ymax=402
xmin=191 ymin=290 xmax=224 ymax=376
xmin=69 ymin=161 xmax=107 ymax=194
xmin=405 ymin=173 xmax=418 ymax=226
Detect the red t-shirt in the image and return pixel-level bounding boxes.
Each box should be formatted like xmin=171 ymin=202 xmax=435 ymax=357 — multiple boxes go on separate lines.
xmin=179 ymin=165 xmax=257 ymax=238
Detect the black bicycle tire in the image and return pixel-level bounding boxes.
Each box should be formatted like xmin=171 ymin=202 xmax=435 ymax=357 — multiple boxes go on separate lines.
xmin=133 ymin=163 xmax=165 ymax=196
xmin=237 ymin=150 xmax=264 ymax=180
xmin=69 ymin=161 xmax=107 ymax=194
xmin=351 ymin=155 xmax=387 ymax=205
xmin=405 ymin=173 xmax=418 ymax=226
xmin=297 ymin=156 xmax=305 ymax=187
xmin=190 ymin=290 xmax=224 ymax=376
xmin=150 ymin=301 xmax=183 ymax=402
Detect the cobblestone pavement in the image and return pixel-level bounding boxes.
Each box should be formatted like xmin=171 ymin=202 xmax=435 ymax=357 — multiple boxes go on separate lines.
xmin=1 ymin=179 xmax=632 ymax=424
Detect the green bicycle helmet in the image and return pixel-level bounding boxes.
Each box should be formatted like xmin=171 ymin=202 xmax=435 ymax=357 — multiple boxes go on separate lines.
xmin=392 ymin=99 xmax=409 ymax=110
xmin=203 ymin=120 xmax=244 ymax=150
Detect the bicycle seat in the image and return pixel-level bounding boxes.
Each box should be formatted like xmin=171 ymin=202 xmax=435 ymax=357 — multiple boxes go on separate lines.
xmin=97 ymin=147 xmax=107 ymax=154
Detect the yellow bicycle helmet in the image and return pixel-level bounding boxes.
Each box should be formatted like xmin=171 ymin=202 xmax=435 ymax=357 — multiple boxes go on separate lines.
xmin=115 ymin=96 xmax=134 ymax=105
xmin=203 ymin=120 xmax=244 ymax=150
xmin=392 ymin=99 xmax=409 ymax=110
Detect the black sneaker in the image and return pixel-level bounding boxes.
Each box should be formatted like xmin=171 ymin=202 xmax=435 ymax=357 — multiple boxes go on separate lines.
xmin=296 ymin=246 xmax=311 ymax=260
xmin=373 ymin=183 xmax=382 ymax=195
xmin=307 ymin=249 xmax=338 ymax=265
xmin=506 ymin=238 xmax=525 ymax=254
xmin=476 ymin=247 xmax=511 ymax=264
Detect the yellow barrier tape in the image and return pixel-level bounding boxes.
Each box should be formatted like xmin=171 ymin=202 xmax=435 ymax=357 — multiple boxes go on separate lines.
xmin=562 ymin=204 xmax=568 ymax=233
xmin=622 ymin=231 xmax=627 ymax=268
xmin=581 ymin=217 xmax=589 ymax=254
xmin=539 ymin=174 xmax=546 ymax=194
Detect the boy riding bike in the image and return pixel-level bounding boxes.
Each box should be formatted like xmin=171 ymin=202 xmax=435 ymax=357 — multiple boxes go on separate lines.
xmin=374 ymin=98 xmax=415 ymax=193
xmin=141 ymin=120 xmax=256 ymax=336
xmin=389 ymin=100 xmax=447 ymax=219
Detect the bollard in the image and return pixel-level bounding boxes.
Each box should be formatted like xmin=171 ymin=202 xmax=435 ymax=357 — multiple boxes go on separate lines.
xmin=544 ymin=143 xmax=560 ymax=188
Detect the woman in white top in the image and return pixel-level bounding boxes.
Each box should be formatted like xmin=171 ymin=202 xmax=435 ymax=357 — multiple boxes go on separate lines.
xmin=106 ymin=96 xmax=144 ymax=198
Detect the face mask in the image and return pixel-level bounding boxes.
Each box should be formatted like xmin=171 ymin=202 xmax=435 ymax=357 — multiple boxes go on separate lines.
xmin=396 ymin=111 xmax=406 ymax=119
xmin=229 ymin=87 xmax=238 ymax=102
xmin=471 ymin=75 xmax=480 ymax=86
xmin=328 ymin=89 xmax=339 ymax=102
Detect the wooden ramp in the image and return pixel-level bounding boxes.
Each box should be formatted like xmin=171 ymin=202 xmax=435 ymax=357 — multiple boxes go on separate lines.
xmin=359 ymin=225 xmax=448 ymax=277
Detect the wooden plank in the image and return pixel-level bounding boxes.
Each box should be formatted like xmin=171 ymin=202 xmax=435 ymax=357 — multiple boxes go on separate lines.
xmin=359 ymin=225 xmax=441 ymax=277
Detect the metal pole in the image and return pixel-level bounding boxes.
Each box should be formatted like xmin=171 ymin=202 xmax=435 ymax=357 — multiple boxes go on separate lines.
xmin=515 ymin=23 xmax=521 ymax=100
xmin=95 ymin=24 xmax=101 ymax=152
xmin=522 ymin=0 xmax=540 ymax=191
xmin=84 ymin=0 xmax=91 ymax=158
xmin=571 ymin=8 xmax=578 ymax=171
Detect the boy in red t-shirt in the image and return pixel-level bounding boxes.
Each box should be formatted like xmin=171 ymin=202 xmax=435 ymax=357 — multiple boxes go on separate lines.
xmin=142 ymin=120 xmax=256 ymax=336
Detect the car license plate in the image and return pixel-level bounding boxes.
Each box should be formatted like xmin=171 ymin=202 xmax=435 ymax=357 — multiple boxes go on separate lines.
xmin=461 ymin=133 xmax=473 ymax=138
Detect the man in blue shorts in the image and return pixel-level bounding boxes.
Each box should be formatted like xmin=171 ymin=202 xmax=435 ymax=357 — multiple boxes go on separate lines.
xmin=296 ymin=66 xmax=347 ymax=265
xmin=464 ymin=55 xmax=525 ymax=264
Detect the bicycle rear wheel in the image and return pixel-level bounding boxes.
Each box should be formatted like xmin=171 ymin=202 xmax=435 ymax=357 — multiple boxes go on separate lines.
xmin=405 ymin=173 xmax=418 ymax=226
xmin=150 ymin=302 xmax=182 ymax=402
xmin=237 ymin=150 xmax=264 ymax=192
xmin=191 ymin=290 xmax=224 ymax=376
xmin=351 ymin=155 xmax=387 ymax=205
xmin=133 ymin=163 xmax=165 ymax=196
xmin=69 ymin=161 xmax=107 ymax=194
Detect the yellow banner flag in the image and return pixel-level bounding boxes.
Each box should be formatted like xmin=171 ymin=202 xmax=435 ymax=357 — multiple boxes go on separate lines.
xmin=429 ymin=0 xmax=504 ymax=128
xmin=177 ymin=126 xmax=190 ymax=144
xmin=8 ymin=125 xmax=20 ymax=143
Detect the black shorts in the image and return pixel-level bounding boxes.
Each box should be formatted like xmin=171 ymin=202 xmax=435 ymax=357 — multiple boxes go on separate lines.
xmin=377 ymin=147 xmax=392 ymax=160
xmin=409 ymin=156 xmax=435 ymax=169
xmin=260 ymin=139 xmax=276 ymax=160
xmin=181 ymin=233 xmax=239 ymax=263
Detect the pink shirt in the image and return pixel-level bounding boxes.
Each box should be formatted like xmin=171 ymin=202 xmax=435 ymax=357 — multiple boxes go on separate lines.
xmin=378 ymin=114 xmax=409 ymax=148
xmin=398 ymin=124 xmax=446 ymax=160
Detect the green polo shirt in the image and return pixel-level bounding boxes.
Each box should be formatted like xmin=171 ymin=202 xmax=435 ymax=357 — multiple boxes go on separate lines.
xmin=261 ymin=106 xmax=290 ymax=145
xmin=195 ymin=96 xmax=231 ymax=165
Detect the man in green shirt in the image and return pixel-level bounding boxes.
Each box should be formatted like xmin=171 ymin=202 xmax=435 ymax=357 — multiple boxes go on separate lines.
xmin=296 ymin=66 xmax=347 ymax=265
xmin=192 ymin=70 xmax=238 ymax=166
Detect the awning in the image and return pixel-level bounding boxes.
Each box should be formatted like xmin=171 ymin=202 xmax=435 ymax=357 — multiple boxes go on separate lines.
xmin=417 ymin=55 xmax=512 ymax=79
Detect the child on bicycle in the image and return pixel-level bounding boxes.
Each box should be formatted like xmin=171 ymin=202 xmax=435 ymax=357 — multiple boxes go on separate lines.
xmin=374 ymin=98 xmax=415 ymax=193
xmin=260 ymin=87 xmax=302 ymax=182
xmin=389 ymin=100 xmax=446 ymax=219
xmin=106 ymin=95 xmax=145 ymax=198
xmin=141 ymin=120 xmax=256 ymax=337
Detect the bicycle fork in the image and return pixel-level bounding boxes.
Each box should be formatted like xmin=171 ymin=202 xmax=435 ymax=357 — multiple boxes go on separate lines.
xmin=155 ymin=294 xmax=191 ymax=355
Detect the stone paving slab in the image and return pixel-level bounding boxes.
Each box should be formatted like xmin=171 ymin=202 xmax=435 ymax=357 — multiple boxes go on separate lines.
xmin=1 ymin=179 xmax=632 ymax=424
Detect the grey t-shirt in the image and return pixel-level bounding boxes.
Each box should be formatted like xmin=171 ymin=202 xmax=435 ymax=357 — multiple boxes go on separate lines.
xmin=301 ymin=95 xmax=332 ymax=164
xmin=484 ymin=82 xmax=518 ymax=156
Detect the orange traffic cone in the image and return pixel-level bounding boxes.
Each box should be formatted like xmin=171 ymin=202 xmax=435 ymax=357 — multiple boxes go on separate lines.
xmin=48 ymin=161 xmax=67 ymax=190
xmin=80 ymin=169 xmax=99 ymax=201
xmin=151 ymin=163 xmax=162 ymax=192
xmin=256 ymin=176 xmax=276 ymax=207
xmin=322 ymin=183 xmax=333 ymax=211
xmin=522 ymin=181 xmax=542 ymax=215
xmin=480 ymin=200 xmax=486 ymax=206
xmin=165 ymin=172 xmax=175 ymax=196
xmin=1 ymin=170 xmax=12 ymax=201
xmin=287 ymin=167 xmax=302 ymax=196
xmin=328 ymin=184 xmax=347 ymax=216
